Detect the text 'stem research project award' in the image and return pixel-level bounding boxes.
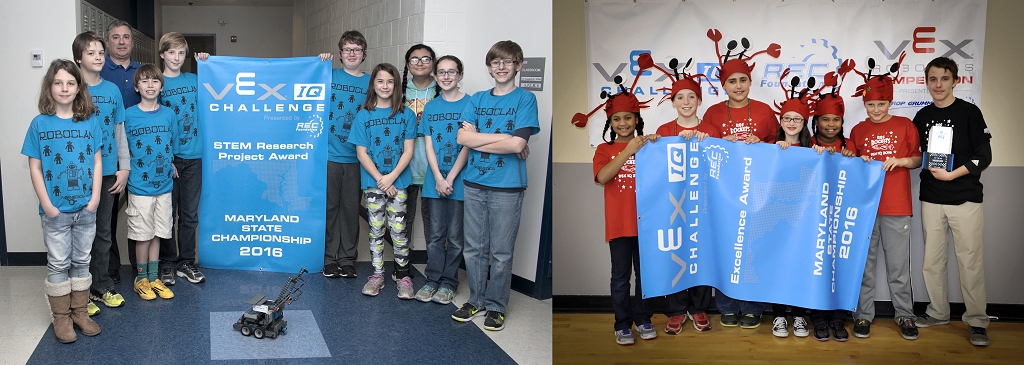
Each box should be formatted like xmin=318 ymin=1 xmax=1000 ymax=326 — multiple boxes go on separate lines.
xmin=635 ymin=137 xmax=885 ymax=311
xmin=198 ymin=56 xmax=330 ymax=273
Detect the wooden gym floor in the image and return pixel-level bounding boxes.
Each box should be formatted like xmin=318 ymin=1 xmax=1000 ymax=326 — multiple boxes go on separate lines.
xmin=553 ymin=313 xmax=1024 ymax=364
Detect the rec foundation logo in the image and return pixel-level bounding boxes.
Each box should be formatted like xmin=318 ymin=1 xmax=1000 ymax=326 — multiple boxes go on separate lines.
xmin=704 ymin=145 xmax=729 ymax=180
xmin=296 ymin=115 xmax=323 ymax=138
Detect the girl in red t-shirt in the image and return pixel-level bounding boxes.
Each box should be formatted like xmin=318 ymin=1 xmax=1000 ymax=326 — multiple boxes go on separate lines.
xmin=847 ymin=54 xmax=923 ymax=341
xmin=583 ymin=75 xmax=663 ymax=345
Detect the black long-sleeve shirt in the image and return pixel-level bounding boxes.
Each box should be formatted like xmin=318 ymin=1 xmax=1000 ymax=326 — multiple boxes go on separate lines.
xmin=912 ymin=98 xmax=992 ymax=204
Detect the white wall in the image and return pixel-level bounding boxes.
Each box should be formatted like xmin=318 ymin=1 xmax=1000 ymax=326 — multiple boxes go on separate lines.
xmin=0 ymin=0 xmax=80 ymax=253
xmin=162 ymin=5 xmax=293 ymax=58
xmin=461 ymin=0 xmax=553 ymax=282
xmin=303 ymin=0 xmax=426 ymax=71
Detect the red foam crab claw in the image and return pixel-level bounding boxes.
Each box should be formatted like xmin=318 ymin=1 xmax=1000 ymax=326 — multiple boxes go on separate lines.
xmin=838 ymin=59 xmax=856 ymax=75
xmin=571 ymin=113 xmax=589 ymax=129
xmin=707 ymin=29 xmax=722 ymax=42
xmin=637 ymin=53 xmax=655 ymax=70
xmin=822 ymin=71 xmax=838 ymax=87
xmin=766 ymin=43 xmax=782 ymax=58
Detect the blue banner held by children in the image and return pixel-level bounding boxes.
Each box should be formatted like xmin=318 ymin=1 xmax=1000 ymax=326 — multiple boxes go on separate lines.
xmin=198 ymin=56 xmax=330 ymax=273
xmin=635 ymin=137 xmax=885 ymax=311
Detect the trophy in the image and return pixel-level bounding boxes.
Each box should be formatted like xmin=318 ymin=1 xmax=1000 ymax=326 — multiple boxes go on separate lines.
xmin=924 ymin=125 xmax=953 ymax=171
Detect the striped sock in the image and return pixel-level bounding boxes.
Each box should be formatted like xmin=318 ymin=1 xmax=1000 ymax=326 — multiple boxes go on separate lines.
xmin=147 ymin=261 xmax=160 ymax=282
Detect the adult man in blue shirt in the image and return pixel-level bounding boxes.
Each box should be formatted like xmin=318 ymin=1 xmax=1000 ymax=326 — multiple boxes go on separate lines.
xmin=100 ymin=20 xmax=143 ymax=283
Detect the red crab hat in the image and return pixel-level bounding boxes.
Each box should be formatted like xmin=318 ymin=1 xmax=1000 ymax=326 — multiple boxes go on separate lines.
xmin=852 ymin=52 xmax=906 ymax=101
xmin=707 ymin=29 xmax=782 ymax=85
xmin=772 ymin=68 xmax=820 ymax=120
xmin=571 ymin=54 xmax=655 ymax=128
xmin=643 ymin=56 xmax=718 ymax=106
xmin=814 ymin=59 xmax=856 ymax=116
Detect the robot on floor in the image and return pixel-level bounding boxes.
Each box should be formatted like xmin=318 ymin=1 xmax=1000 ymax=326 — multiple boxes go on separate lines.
xmin=232 ymin=267 xmax=307 ymax=339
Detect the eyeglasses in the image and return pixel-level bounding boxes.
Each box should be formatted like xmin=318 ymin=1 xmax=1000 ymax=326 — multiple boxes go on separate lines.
xmin=436 ymin=70 xmax=460 ymax=77
xmin=781 ymin=116 xmax=805 ymax=123
xmin=341 ymin=47 xmax=363 ymax=54
xmin=489 ymin=59 xmax=517 ymax=69
xmin=409 ymin=56 xmax=433 ymax=65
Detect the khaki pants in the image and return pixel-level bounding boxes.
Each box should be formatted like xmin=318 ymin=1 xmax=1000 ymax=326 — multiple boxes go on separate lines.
xmin=920 ymin=201 xmax=989 ymax=328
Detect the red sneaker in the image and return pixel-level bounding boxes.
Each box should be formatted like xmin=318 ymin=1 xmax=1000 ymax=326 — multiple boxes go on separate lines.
xmin=690 ymin=312 xmax=712 ymax=332
xmin=665 ymin=314 xmax=686 ymax=335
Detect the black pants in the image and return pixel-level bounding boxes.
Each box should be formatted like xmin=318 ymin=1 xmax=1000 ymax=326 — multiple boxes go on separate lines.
xmin=810 ymin=309 xmax=848 ymax=324
xmin=668 ymin=286 xmax=712 ymax=316
xmin=609 ymin=237 xmax=653 ymax=331
xmin=771 ymin=303 xmax=808 ymax=318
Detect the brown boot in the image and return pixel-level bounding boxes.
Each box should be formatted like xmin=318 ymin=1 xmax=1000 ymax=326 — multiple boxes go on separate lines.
xmin=45 ymin=279 xmax=76 ymax=343
xmin=70 ymin=275 xmax=101 ymax=336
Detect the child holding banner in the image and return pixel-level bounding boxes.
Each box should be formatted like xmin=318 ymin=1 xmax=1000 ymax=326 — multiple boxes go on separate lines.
xmin=124 ymin=65 xmax=177 ymax=302
xmin=157 ymin=32 xmax=209 ymax=286
xmin=808 ymin=67 xmax=855 ymax=342
xmin=703 ymin=29 xmax=781 ymax=329
xmin=349 ymin=63 xmax=418 ymax=299
xmin=589 ymin=77 xmax=662 ymax=345
xmin=847 ymin=53 xmax=922 ymax=340
xmin=24 ymin=59 xmax=104 ymax=343
xmin=72 ymin=31 xmax=129 ymax=316
xmin=768 ymin=69 xmax=817 ymax=338
xmin=648 ymin=56 xmax=715 ymax=333
xmin=414 ymin=55 xmax=471 ymax=304
xmin=318 ymin=30 xmax=370 ymax=279
xmin=454 ymin=40 xmax=539 ymax=331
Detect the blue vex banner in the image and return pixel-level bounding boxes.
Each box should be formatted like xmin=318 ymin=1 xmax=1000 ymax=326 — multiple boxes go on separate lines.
xmin=636 ymin=137 xmax=885 ymax=311
xmin=198 ymin=56 xmax=329 ymax=273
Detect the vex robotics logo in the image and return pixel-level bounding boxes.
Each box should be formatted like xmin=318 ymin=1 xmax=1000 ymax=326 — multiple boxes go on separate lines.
xmin=667 ymin=143 xmax=687 ymax=183
xmin=203 ymin=72 xmax=327 ymax=113
xmin=294 ymin=84 xmax=326 ymax=100
xmin=875 ymin=27 xmax=973 ymax=60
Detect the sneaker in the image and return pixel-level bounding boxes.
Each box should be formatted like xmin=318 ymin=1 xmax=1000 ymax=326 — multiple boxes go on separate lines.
xmin=689 ymin=312 xmax=712 ymax=332
xmin=830 ymin=320 xmax=849 ymax=341
xmin=361 ymin=274 xmax=385 ymax=296
xmin=720 ymin=313 xmax=739 ymax=327
xmin=896 ymin=317 xmax=918 ymax=340
xmin=772 ymin=317 xmax=789 ymax=338
xmin=484 ymin=311 xmax=505 ymax=331
xmin=813 ymin=321 xmax=830 ymax=341
xmin=322 ymin=263 xmax=342 ymax=278
xmin=150 ymin=279 xmax=174 ymax=299
xmin=793 ymin=317 xmax=809 ymax=338
xmin=615 ymin=329 xmax=634 ymax=345
xmin=91 ymin=289 xmax=125 ymax=308
xmin=740 ymin=313 xmax=761 ymax=329
xmin=635 ymin=323 xmax=657 ymax=340
xmin=915 ymin=313 xmax=949 ymax=328
xmin=853 ymin=319 xmax=870 ymax=338
xmin=339 ymin=265 xmax=357 ymax=278
xmin=415 ymin=284 xmax=437 ymax=302
xmin=133 ymin=278 xmax=156 ymax=300
xmin=969 ymin=326 xmax=989 ymax=346
xmin=431 ymin=287 xmax=455 ymax=305
xmin=396 ymin=277 xmax=415 ymax=300
xmin=176 ymin=262 xmax=206 ymax=284
xmin=87 ymin=301 xmax=101 ymax=316
xmin=160 ymin=266 xmax=176 ymax=286
xmin=665 ymin=315 xmax=686 ymax=335
xmin=452 ymin=303 xmax=484 ymax=322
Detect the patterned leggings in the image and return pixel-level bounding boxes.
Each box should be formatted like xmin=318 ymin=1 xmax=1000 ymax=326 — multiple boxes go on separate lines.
xmin=364 ymin=188 xmax=410 ymax=274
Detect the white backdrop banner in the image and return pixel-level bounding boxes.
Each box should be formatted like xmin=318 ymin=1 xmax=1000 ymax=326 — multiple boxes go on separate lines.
xmin=584 ymin=0 xmax=987 ymax=147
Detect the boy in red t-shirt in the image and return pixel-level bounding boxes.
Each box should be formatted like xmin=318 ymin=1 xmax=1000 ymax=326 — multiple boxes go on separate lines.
xmin=846 ymin=53 xmax=922 ymax=341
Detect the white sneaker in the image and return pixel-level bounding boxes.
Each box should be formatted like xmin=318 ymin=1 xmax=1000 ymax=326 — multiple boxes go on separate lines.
xmin=772 ymin=317 xmax=789 ymax=338
xmin=793 ymin=317 xmax=809 ymax=337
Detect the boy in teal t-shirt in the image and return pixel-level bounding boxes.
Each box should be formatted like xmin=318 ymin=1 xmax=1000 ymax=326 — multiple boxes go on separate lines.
xmin=452 ymin=41 xmax=540 ymax=331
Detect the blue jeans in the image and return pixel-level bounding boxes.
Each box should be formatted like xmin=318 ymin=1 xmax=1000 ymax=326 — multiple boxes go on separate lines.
xmin=463 ymin=186 xmax=523 ymax=314
xmin=609 ymin=236 xmax=653 ymax=330
xmin=42 ymin=209 xmax=97 ymax=284
xmin=715 ymin=290 xmax=766 ymax=317
xmin=424 ymin=198 xmax=464 ymax=291
xmin=160 ymin=157 xmax=201 ymax=267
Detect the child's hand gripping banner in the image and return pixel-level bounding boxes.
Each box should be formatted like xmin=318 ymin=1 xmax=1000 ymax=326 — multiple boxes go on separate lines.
xmin=636 ymin=137 xmax=884 ymax=311
xmin=198 ymin=56 xmax=330 ymax=273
